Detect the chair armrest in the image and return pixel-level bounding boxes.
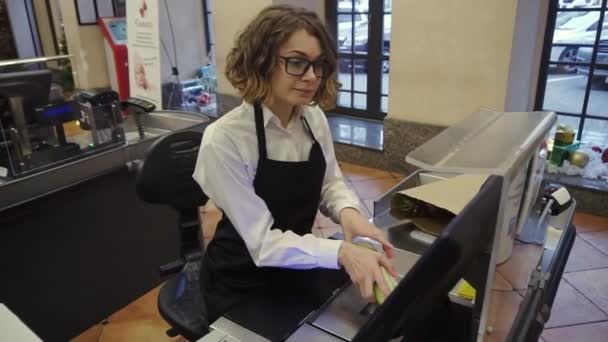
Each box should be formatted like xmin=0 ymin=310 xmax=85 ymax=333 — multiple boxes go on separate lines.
xmin=159 ymin=259 xmax=185 ymax=277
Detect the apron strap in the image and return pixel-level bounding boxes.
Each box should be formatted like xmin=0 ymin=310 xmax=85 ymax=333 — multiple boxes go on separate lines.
xmin=301 ymin=116 xmax=320 ymax=145
xmin=253 ymin=101 xmax=268 ymax=160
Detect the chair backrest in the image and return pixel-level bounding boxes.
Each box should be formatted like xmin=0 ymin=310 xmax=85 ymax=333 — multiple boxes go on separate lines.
xmin=136 ymin=130 xmax=208 ymax=211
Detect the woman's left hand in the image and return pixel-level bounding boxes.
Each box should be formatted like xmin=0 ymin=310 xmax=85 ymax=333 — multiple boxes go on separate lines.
xmin=340 ymin=207 xmax=394 ymax=259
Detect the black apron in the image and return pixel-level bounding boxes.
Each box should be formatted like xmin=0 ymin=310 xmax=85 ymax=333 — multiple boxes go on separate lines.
xmin=200 ymin=102 xmax=347 ymax=327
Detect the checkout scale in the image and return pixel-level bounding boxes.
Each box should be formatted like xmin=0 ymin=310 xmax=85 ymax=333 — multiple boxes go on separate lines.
xmin=200 ymin=109 xmax=573 ymax=342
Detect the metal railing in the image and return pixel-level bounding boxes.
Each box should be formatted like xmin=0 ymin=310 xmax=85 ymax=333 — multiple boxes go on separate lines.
xmin=0 ymin=54 xmax=74 ymax=67
xmin=0 ymin=54 xmax=77 ymax=88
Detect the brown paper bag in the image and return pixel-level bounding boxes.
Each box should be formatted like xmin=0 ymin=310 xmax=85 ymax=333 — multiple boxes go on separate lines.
xmin=391 ymin=174 xmax=489 ymax=236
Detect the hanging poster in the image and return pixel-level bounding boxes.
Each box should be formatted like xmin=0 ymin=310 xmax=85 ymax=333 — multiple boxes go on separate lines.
xmin=127 ymin=0 xmax=162 ymax=106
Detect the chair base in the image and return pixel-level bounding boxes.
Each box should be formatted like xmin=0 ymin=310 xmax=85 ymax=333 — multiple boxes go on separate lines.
xmin=158 ymin=259 xmax=209 ymax=341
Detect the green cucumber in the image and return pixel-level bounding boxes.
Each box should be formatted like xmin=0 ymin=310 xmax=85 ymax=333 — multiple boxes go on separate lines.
xmin=356 ymin=241 xmax=377 ymax=251
xmin=375 ymin=266 xmax=397 ymax=304
xmin=355 ymin=241 xmax=397 ymax=304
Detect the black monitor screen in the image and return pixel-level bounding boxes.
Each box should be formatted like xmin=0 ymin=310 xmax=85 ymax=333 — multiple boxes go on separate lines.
xmin=352 ymin=175 xmax=503 ymax=342
xmin=0 ymin=69 xmax=52 ymax=120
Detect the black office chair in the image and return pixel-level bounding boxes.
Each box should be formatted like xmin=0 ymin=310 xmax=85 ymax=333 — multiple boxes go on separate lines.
xmin=135 ymin=130 xmax=210 ymax=340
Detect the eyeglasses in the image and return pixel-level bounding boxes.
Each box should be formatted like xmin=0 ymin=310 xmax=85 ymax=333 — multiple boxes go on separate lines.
xmin=279 ymin=56 xmax=329 ymax=78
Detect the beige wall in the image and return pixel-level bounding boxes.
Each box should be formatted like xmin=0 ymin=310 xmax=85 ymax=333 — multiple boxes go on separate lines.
xmin=505 ymin=0 xmax=550 ymax=112
xmin=49 ymin=0 xmax=63 ymax=47
xmin=211 ymin=0 xmax=272 ymax=95
xmin=32 ymin=0 xmax=57 ymax=57
xmin=59 ymin=0 xmax=83 ymax=88
xmin=273 ymin=0 xmax=324 ymax=19
xmin=387 ymin=0 xmax=519 ymax=126
xmin=208 ymin=0 xmax=549 ymax=125
xmin=160 ymin=0 xmax=208 ymax=81
xmin=59 ymin=0 xmax=109 ymax=89
xmin=212 ymin=0 xmax=325 ymax=96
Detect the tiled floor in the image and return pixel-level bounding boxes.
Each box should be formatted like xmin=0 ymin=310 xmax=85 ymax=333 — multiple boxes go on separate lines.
xmin=71 ymin=162 xmax=608 ymax=342
xmin=541 ymin=213 xmax=608 ymax=342
xmin=71 ymin=285 xmax=184 ymax=342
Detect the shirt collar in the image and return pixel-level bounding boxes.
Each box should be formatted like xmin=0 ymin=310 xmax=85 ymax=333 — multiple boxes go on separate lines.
xmin=243 ymin=100 xmax=306 ymax=128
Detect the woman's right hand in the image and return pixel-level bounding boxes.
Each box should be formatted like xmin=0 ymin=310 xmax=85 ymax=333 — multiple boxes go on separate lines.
xmin=338 ymin=241 xmax=396 ymax=303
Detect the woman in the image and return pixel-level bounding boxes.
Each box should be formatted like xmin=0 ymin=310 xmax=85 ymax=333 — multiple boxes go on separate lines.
xmin=193 ymin=4 xmax=396 ymax=323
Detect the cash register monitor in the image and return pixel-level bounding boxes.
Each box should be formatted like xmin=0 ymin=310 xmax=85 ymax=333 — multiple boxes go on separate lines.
xmin=0 ymin=69 xmax=52 ymax=120
xmin=0 ymin=69 xmax=80 ymax=133
xmin=0 ymin=70 xmax=52 ymax=158
xmin=352 ymin=175 xmax=503 ymax=342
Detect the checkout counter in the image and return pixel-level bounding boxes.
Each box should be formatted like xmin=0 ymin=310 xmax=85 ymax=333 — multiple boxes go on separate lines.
xmin=199 ymin=109 xmax=576 ymax=342
xmin=1 ymin=57 xmax=575 ymax=340
xmin=0 ymin=56 xmax=211 ymax=212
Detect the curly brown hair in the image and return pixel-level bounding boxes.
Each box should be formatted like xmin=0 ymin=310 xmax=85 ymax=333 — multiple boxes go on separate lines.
xmin=225 ymin=5 xmax=338 ymax=110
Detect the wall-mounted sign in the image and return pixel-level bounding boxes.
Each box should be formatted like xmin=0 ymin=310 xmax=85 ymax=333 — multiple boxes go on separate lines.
xmin=127 ymin=0 xmax=162 ymax=107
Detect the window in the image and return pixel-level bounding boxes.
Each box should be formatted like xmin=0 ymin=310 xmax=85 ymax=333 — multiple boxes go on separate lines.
xmin=75 ymin=0 xmax=120 ymax=25
xmin=202 ymin=0 xmax=214 ymax=55
xmin=536 ymin=0 xmax=608 ymax=146
xmin=327 ymin=0 xmax=392 ymax=120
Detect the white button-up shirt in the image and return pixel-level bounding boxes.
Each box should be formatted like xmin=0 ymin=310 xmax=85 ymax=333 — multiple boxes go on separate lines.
xmin=193 ymin=101 xmax=359 ymax=270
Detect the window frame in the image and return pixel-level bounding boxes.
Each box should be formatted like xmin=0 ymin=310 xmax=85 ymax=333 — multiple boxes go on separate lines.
xmin=535 ymin=0 xmax=608 ymax=142
xmin=74 ymin=0 xmax=118 ymax=26
xmin=325 ymin=0 xmax=389 ymax=121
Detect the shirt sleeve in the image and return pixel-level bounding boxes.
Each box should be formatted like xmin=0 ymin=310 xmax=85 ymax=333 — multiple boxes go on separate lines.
xmin=315 ymin=108 xmax=361 ymax=223
xmin=192 ymin=125 xmax=343 ymax=269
